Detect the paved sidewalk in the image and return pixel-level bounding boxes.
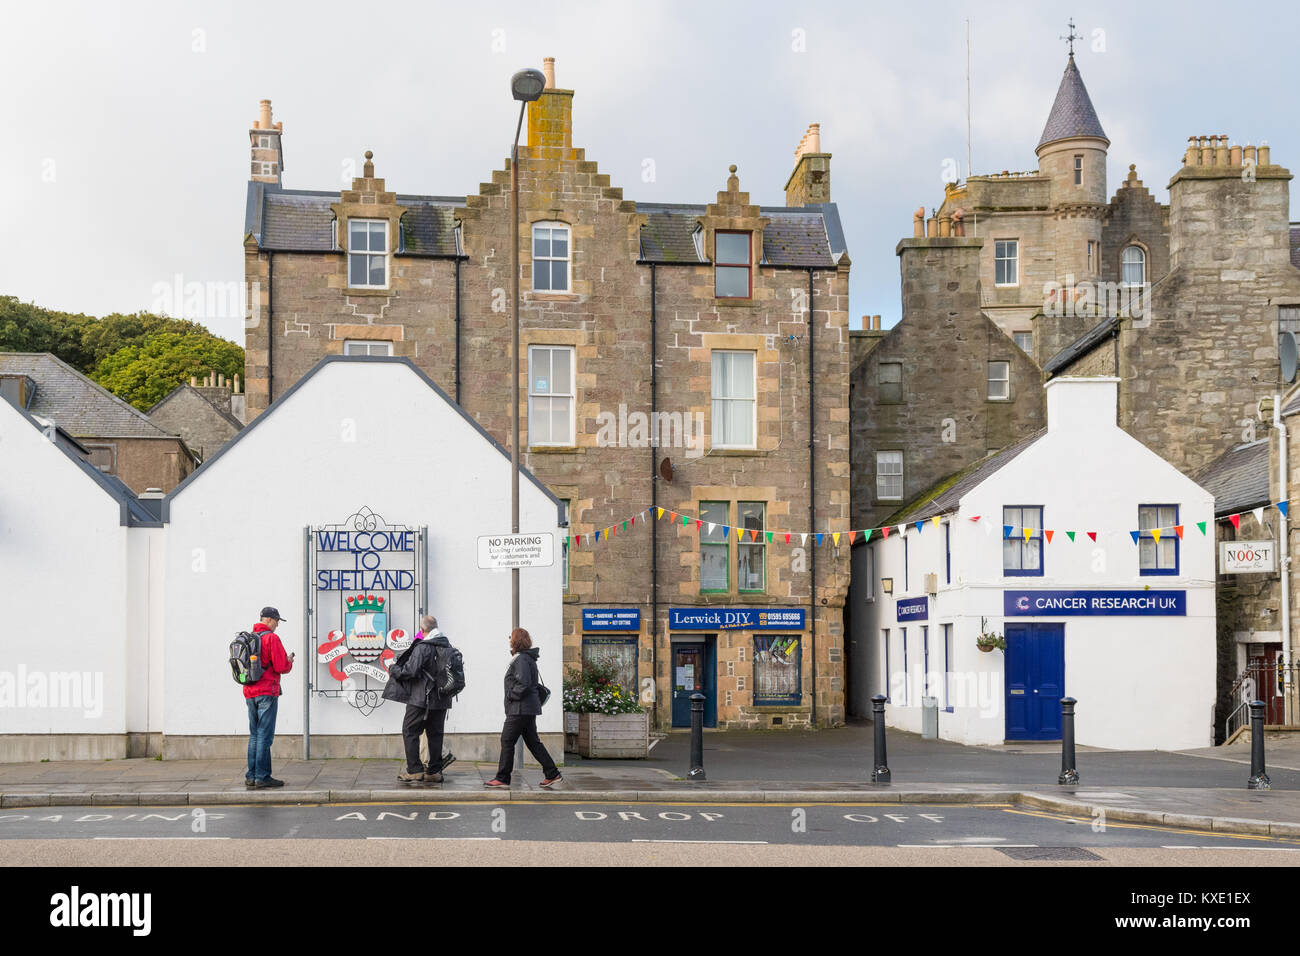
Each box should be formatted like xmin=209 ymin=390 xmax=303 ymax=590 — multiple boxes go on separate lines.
xmin=3 ymin=725 xmax=1298 ymax=838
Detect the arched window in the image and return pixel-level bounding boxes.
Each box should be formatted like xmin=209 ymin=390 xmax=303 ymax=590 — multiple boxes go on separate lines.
xmin=1122 ymin=245 xmax=1146 ymax=286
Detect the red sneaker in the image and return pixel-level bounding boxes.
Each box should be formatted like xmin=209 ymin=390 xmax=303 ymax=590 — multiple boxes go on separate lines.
xmin=484 ymin=778 xmax=510 ymax=788
xmin=539 ymin=775 xmax=562 ymax=788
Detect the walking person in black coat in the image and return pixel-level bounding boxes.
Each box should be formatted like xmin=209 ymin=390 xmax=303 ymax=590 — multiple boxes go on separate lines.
xmin=485 ymin=627 xmax=562 ymax=788
xmin=383 ymin=615 xmax=455 ymax=783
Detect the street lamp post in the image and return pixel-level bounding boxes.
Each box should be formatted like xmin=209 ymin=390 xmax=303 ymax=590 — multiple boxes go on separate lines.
xmin=509 ymin=68 xmax=546 ymax=633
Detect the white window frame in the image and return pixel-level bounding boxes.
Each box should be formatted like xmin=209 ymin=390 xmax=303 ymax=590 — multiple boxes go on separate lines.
xmin=994 ymin=239 xmax=1019 ymax=287
xmin=1013 ymin=331 xmax=1032 ymax=354
xmin=1074 ymin=154 xmax=1083 ymax=185
xmin=876 ymin=450 xmax=903 ymax=501
xmin=528 ymin=344 xmax=575 ymax=447
xmin=343 ymin=340 xmax=393 ymax=357
xmin=988 ymin=361 xmax=1010 ymax=400
xmin=532 ymin=222 xmax=571 ymax=293
xmin=348 ymin=218 xmax=389 ymax=290
xmin=1122 ymin=245 xmax=1146 ymax=286
xmin=710 ymin=349 xmax=757 ymax=449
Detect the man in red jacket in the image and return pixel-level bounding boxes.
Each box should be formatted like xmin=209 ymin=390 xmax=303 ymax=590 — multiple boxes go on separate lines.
xmin=244 ymin=606 xmax=295 ymax=789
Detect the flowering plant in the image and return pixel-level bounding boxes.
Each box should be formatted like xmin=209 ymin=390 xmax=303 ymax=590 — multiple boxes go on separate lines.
xmin=563 ymin=659 xmax=644 ymax=715
xmin=975 ymin=617 xmax=1006 ymax=651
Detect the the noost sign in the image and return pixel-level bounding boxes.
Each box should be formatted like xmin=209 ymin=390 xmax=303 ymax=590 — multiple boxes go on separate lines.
xmin=477 ymin=532 xmax=555 ymax=570
xmin=1220 ymin=541 xmax=1276 ymax=574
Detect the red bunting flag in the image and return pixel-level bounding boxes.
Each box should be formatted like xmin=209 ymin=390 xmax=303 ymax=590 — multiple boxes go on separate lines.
xmin=849 ymin=530 xmax=858 ymax=545
xmin=882 ymin=526 xmax=892 ymax=538
xmin=1086 ymin=532 xmax=1097 ymax=542
xmin=1045 ymin=530 xmax=1054 ymax=543
xmin=970 ymin=515 xmax=981 ymax=522
xmin=1174 ymin=525 xmax=1184 ymax=539
xmin=1229 ymin=514 xmax=1241 ymax=530
xmin=785 ymin=533 xmax=791 ymax=544
xmin=575 ymin=535 xmax=582 ymax=547
xmin=695 ymin=519 xmax=701 ymax=530
xmin=750 ymin=529 xmax=759 ymax=542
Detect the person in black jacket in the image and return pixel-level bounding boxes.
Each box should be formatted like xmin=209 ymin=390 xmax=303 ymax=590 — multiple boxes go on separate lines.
xmin=383 ymin=616 xmax=455 ymax=783
xmin=485 ymin=627 xmax=561 ymax=788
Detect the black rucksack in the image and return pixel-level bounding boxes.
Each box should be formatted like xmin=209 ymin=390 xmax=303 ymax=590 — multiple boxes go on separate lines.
xmin=229 ymin=631 xmax=264 ymax=685
xmin=435 ymin=644 xmax=466 ymax=699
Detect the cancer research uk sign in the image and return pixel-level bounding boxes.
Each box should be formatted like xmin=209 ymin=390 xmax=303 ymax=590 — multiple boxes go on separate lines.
xmin=896 ymin=596 xmax=928 ymax=622
xmin=1004 ymin=589 xmax=1187 ymax=616
xmin=1220 ymin=541 xmax=1276 ymax=574
xmin=477 ymin=532 xmax=555 ymax=570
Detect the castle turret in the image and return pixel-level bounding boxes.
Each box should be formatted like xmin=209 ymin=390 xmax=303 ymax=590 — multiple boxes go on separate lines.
xmin=1035 ymin=55 xmax=1109 ymax=282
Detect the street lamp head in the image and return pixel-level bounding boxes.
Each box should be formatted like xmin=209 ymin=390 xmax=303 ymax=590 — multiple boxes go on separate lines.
xmin=511 ymin=68 xmax=547 ymax=102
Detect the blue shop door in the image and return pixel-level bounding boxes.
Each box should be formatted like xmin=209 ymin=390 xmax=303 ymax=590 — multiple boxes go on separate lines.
xmin=671 ymin=639 xmax=717 ymax=728
xmin=1004 ymin=623 xmax=1065 ymax=740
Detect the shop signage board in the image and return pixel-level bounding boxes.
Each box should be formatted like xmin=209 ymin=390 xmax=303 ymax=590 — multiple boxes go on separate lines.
xmin=582 ymin=608 xmax=642 ymax=631
xmin=477 ymin=532 xmax=555 ymax=569
xmin=896 ymin=596 xmax=929 ymax=622
xmin=1219 ymin=541 xmax=1276 ymax=574
xmin=1003 ymin=589 xmax=1187 ymax=616
xmin=668 ymin=607 xmax=806 ymax=630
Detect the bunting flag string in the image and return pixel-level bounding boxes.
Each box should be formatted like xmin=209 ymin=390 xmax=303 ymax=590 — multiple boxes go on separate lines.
xmin=560 ymin=494 xmax=1294 ymax=551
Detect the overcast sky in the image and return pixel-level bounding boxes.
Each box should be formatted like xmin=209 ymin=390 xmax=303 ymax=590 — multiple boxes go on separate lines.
xmin=2 ymin=0 xmax=1296 ymax=343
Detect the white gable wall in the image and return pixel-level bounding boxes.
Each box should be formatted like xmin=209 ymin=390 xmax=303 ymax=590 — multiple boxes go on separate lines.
xmin=162 ymin=360 xmax=562 ymax=748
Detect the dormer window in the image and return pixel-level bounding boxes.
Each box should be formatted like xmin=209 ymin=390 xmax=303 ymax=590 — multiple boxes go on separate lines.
xmin=348 ymin=219 xmax=388 ymax=289
xmin=714 ymin=231 xmax=751 ymax=298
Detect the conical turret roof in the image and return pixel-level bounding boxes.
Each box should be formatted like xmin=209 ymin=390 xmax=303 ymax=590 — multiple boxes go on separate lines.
xmin=1037 ymin=55 xmax=1108 ymax=150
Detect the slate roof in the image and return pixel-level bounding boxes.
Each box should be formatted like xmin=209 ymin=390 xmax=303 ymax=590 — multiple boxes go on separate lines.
xmin=1193 ymin=440 xmax=1270 ymax=517
xmin=148 ymin=383 xmax=245 ymax=433
xmin=1043 ymin=316 xmax=1120 ymax=375
xmin=247 ymin=184 xmax=847 ymax=268
xmin=880 ymin=429 xmax=1048 ymax=527
xmin=247 ymin=183 xmax=462 ymax=256
xmin=1038 ymin=55 xmax=1108 ymax=149
xmin=0 ymin=353 xmax=178 ymax=440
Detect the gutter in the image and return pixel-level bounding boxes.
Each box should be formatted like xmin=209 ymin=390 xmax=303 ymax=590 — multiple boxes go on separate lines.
xmin=1276 ymin=394 xmax=1293 ymax=722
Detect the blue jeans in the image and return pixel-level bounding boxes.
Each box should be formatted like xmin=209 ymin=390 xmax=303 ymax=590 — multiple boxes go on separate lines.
xmin=246 ymin=695 xmax=278 ymax=782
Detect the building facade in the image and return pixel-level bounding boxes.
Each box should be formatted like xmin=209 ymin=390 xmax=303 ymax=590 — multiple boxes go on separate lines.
xmin=241 ymin=62 xmax=852 ymax=730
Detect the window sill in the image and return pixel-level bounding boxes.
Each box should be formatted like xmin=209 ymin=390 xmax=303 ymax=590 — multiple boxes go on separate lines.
xmin=709 ymin=447 xmax=765 ymax=456
xmin=526 ymin=292 xmax=580 ymax=303
xmin=345 ymin=287 xmax=393 ymax=297
xmin=714 ymin=298 xmax=758 ymax=308
xmin=746 ymin=703 xmax=808 ymax=712
xmin=563 ymin=592 xmax=580 ymax=604
xmin=527 ymin=445 xmax=581 ymax=455
xmin=993 ymin=283 xmax=1020 ymax=289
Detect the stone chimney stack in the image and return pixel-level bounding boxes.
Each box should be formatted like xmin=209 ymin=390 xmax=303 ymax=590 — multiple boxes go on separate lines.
xmin=250 ymin=98 xmax=284 ymax=186
xmin=784 ymin=123 xmax=831 ymax=207
xmin=527 ymin=57 xmax=574 ymax=152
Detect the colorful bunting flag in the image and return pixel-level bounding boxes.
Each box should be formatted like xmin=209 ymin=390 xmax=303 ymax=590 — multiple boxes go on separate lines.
xmin=765 ymin=531 xmax=773 ymax=543
xmin=656 ymin=508 xmax=664 ymax=520
xmin=1229 ymin=514 xmax=1241 ymax=530
xmin=801 ymin=533 xmax=808 ymax=546
xmin=1129 ymin=530 xmax=1140 ymax=544
xmin=1023 ymin=527 xmax=1032 ymax=543
xmin=1045 ymin=530 xmax=1054 ymax=543
xmin=1065 ymin=531 xmax=1076 ymax=542
xmin=881 ymin=526 xmax=891 ymax=539
xmin=832 ymin=532 xmax=841 ymax=547
xmin=1197 ymin=521 xmax=1207 ymax=535
xmin=970 ymin=515 xmax=981 ymax=522
xmin=916 ymin=520 xmax=925 ymax=534
xmin=863 ymin=528 xmax=873 ymax=543
xmin=575 ymin=535 xmax=582 ymax=547
xmin=1151 ymin=528 xmax=1161 ymax=543
xmin=785 ymin=533 xmax=791 ymax=544
xmin=681 ymin=514 xmax=689 ymax=526
xmin=750 ymin=529 xmax=759 ymax=542
xmin=1087 ymin=532 xmax=1097 ymax=542
xmin=1279 ymin=502 xmax=1290 ymax=517
xmin=706 ymin=523 xmax=715 ymax=534
xmin=694 ymin=519 xmax=701 ymax=530
xmin=1174 ymin=525 xmax=1184 ymax=539
xmin=896 ymin=524 xmax=906 ymax=538
xmin=931 ymin=516 xmax=941 ymax=528
xmin=1253 ymin=507 xmax=1265 ymax=526
xmin=815 ymin=533 xmax=824 ymax=547
xmin=1004 ymin=525 xmax=1013 ymax=539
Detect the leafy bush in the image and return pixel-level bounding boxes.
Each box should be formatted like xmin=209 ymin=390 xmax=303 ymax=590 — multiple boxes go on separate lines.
xmin=562 ymin=659 xmax=644 ymax=715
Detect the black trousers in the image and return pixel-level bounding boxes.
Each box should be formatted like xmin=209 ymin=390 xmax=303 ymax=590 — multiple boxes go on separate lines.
xmin=402 ymin=704 xmax=446 ymax=773
xmin=494 ymin=715 xmax=559 ymax=783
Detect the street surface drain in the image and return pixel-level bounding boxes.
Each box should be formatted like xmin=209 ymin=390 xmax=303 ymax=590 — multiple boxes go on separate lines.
xmin=997 ymin=847 xmax=1102 ymax=861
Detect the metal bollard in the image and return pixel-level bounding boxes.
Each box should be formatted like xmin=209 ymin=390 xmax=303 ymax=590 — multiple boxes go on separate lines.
xmin=1248 ymin=700 xmax=1271 ymax=790
xmin=1058 ymin=697 xmax=1079 ymax=785
xmin=688 ymin=693 xmax=706 ymax=781
xmin=870 ymin=694 xmax=891 ymax=783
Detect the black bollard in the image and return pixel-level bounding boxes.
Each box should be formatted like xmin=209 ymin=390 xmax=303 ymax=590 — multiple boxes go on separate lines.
xmin=1248 ymin=700 xmax=1271 ymax=791
xmin=688 ymin=693 xmax=706 ymax=781
xmin=870 ymin=694 xmax=891 ymax=783
xmin=1058 ymin=697 xmax=1079 ymax=785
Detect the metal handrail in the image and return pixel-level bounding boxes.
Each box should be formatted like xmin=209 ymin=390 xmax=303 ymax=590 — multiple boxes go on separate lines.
xmin=1223 ymin=661 xmax=1297 ymax=742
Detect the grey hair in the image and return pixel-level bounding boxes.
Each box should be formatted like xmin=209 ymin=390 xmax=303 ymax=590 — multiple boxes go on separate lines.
xmin=421 ymin=615 xmax=437 ymax=631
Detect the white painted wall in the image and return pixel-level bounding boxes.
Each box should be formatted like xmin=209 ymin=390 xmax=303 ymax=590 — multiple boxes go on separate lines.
xmin=162 ymin=360 xmax=563 ymax=740
xmin=865 ymin=378 xmax=1217 ymax=751
xmin=0 ymin=401 xmax=128 ymax=737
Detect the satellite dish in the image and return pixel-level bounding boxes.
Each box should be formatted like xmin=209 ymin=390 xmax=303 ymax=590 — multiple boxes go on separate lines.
xmin=1282 ymin=331 xmax=1298 ymax=384
xmin=659 ymin=457 xmax=674 ymax=483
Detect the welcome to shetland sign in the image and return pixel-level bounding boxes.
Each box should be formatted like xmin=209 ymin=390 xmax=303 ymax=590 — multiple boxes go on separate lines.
xmin=1004 ymin=590 xmax=1186 ymax=616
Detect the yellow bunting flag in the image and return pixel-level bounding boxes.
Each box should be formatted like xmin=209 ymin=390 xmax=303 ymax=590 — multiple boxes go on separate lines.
xmin=1152 ymin=528 xmax=1161 ymax=543
xmin=832 ymin=532 xmax=841 ymax=546
xmin=656 ymin=508 xmax=664 ymax=520
xmin=931 ymin=516 xmax=941 ymax=528
xmin=1023 ymin=527 xmax=1032 ymax=542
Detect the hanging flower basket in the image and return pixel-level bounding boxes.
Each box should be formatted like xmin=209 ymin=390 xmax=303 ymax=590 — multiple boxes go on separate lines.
xmin=975 ymin=617 xmax=1006 ymax=653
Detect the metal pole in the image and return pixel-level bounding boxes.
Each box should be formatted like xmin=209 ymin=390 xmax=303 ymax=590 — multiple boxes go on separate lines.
xmin=870 ymin=694 xmax=890 ymax=783
xmin=303 ymin=526 xmax=311 ymax=760
xmin=1248 ymin=700 xmax=1271 ymax=790
xmin=1274 ymin=393 xmax=1292 ymax=724
xmin=1058 ymin=697 xmax=1079 ymax=785
xmin=688 ymin=693 xmax=705 ymax=780
xmin=510 ymin=101 xmax=525 ymax=633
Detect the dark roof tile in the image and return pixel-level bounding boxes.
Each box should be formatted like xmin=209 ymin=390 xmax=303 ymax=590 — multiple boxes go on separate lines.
xmin=1038 ymin=56 xmax=1108 ymax=149
xmin=1192 ymin=439 xmax=1270 ymax=516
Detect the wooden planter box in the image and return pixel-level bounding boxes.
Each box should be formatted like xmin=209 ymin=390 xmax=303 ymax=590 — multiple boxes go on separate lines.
xmin=577 ymin=711 xmax=649 ymax=759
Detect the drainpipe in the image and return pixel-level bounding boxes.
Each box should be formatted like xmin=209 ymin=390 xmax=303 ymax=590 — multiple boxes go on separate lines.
xmin=266 ymin=252 xmax=275 ymax=406
xmin=807 ymin=267 xmax=817 ymax=729
xmin=1276 ymin=393 xmax=1293 ymax=723
xmin=650 ymin=263 xmax=659 ymax=731
xmin=454 ymin=256 xmax=462 ymax=405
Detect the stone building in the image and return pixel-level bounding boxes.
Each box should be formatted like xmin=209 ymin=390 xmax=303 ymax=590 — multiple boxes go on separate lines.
xmin=147 ymin=372 xmax=245 ymax=462
xmin=0 ymin=352 xmax=197 ymax=493
xmin=239 ymin=61 xmax=852 ymax=730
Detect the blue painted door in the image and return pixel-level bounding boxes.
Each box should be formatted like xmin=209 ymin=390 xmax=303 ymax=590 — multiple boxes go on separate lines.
xmin=671 ymin=639 xmax=717 ymax=728
xmin=1004 ymin=623 xmax=1065 ymax=740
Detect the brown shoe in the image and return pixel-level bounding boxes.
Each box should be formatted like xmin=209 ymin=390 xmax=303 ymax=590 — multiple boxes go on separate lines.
xmin=397 ymin=770 xmax=425 ymax=782
xmin=424 ymin=771 xmax=443 ymax=784
xmin=539 ymin=775 xmax=562 ymax=788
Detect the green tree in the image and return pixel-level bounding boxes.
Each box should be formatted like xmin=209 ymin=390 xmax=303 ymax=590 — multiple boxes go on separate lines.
xmin=92 ymin=331 xmax=245 ymax=411
xmin=0 ymin=296 xmax=97 ymax=370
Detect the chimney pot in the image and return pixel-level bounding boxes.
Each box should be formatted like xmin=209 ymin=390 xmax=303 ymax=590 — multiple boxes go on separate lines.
xmin=258 ymin=99 xmax=272 ymax=130
xmin=189 ymin=376 xmax=197 ymax=387
xmin=543 ymin=57 xmax=555 ymax=89
xmin=1259 ymin=141 xmax=1271 ymax=165
xmin=234 ymin=374 xmax=242 ymax=394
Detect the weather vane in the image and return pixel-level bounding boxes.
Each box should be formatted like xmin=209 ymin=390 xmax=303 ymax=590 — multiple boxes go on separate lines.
xmin=1061 ymin=18 xmax=1080 ymax=56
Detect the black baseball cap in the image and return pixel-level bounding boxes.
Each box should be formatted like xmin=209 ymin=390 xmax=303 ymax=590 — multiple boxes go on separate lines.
xmin=260 ymin=606 xmax=287 ymax=621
